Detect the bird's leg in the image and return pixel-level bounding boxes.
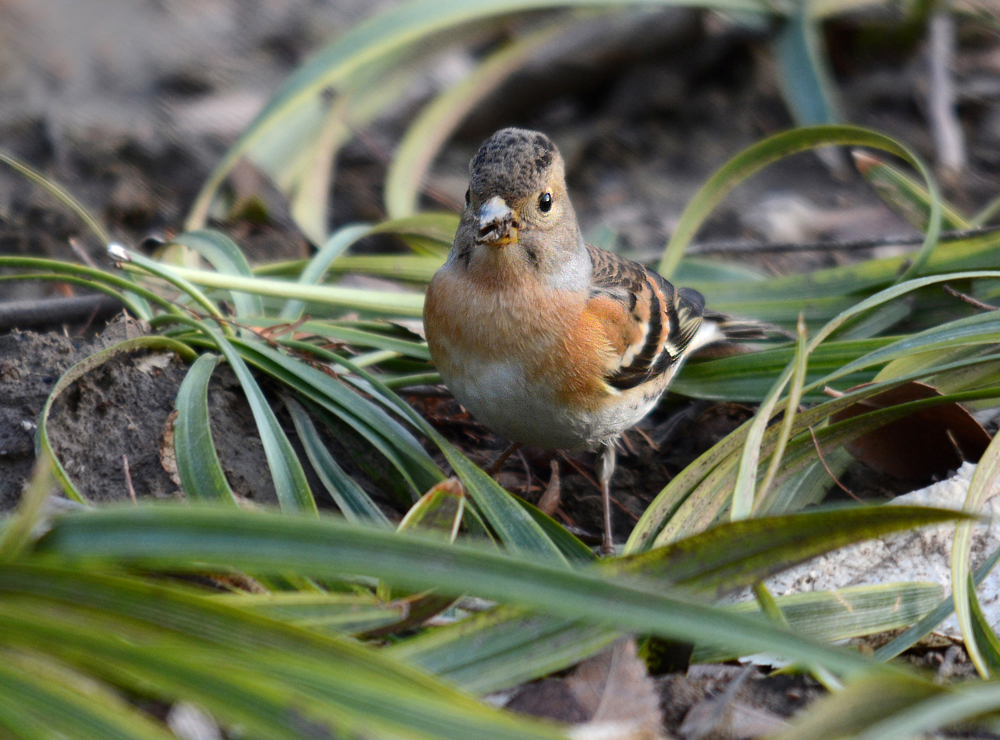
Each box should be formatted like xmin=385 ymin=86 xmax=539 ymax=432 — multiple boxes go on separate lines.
xmin=596 ymin=443 xmax=617 ymax=556
xmin=485 ymin=442 xmax=522 ymax=478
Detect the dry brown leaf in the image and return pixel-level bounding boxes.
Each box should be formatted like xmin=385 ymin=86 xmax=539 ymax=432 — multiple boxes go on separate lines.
xmin=830 ymin=381 xmax=990 ymax=481
xmin=159 ymin=410 xmax=182 ymax=487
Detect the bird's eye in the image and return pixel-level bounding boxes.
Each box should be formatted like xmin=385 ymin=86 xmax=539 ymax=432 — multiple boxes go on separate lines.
xmin=464 ymin=189 xmax=471 ymax=206
xmin=539 ymin=192 xmax=553 ymax=213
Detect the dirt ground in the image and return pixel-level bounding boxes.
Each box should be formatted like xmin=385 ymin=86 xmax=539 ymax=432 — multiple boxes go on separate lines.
xmin=2 ymin=0 xmax=1000 ymax=734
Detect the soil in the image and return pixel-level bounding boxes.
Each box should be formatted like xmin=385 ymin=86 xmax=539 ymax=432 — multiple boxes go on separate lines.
xmin=2 ymin=0 xmax=1000 ymax=733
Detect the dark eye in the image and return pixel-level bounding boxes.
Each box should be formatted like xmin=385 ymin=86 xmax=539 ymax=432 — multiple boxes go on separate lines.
xmin=464 ymin=189 xmax=470 ymax=206
xmin=539 ymin=192 xmax=553 ymax=213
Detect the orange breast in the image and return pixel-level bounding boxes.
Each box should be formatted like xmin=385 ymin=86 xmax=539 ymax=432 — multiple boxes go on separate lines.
xmin=424 ymin=266 xmax=616 ymax=411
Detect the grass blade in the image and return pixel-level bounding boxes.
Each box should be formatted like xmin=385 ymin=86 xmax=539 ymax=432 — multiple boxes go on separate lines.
xmin=36 ymin=337 xmax=198 ymax=503
xmin=285 ymin=396 xmax=390 ymax=525
xmin=951 ymin=428 xmax=1000 ymax=677
xmin=168 ymin=230 xmax=264 ymax=317
xmin=173 ymin=354 xmax=238 ymax=506
xmin=657 ymin=125 xmax=941 ymax=284
xmin=36 ymin=505 xmax=960 ymax=677
xmin=280 ymin=223 xmax=373 ymax=320
xmin=190 ymin=321 xmax=317 ymax=514
xmin=384 ymin=20 xmax=570 ymax=218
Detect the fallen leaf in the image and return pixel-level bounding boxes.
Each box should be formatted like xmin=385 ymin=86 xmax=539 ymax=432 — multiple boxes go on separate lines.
xmin=509 ymin=639 xmax=665 ymax=739
xmin=830 ymin=381 xmax=990 ymax=481
xmin=160 ymin=410 xmax=181 ymax=486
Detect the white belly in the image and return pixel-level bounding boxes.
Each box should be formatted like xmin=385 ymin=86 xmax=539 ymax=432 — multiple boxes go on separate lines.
xmin=441 ymin=357 xmax=661 ymax=450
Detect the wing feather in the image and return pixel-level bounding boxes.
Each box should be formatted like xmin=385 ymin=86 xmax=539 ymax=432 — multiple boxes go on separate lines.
xmin=585 ymin=244 xmax=706 ymax=392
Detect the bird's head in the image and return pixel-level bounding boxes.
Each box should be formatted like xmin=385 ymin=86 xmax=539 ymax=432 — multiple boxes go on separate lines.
xmin=450 ymin=128 xmax=587 ymax=287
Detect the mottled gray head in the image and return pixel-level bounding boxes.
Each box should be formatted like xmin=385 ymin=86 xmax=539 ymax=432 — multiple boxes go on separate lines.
xmin=469 ymin=128 xmax=558 ymax=204
xmin=448 ymin=127 xmax=586 ymax=284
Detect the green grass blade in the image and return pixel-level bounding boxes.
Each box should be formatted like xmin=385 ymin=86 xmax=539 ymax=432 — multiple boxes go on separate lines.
xmin=280 ymin=223 xmax=373 ymax=320
xmin=173 ymin=354 xmax=238 ymax=506
xmin=969 ymin=572 xmax=1000 ymax=675
xmin=657 ymin=125 xmax=941 ymax=284
xmin=390 ymin=608 xmax=618 ymax=694
xmin=693 ymin=582 xmax=944 ymax=664
xmin=36 ymin=505 xmax=946 ymax=677
xmin=159 ymin=264 xmax=426 ymax=316
xmin=244 ymin=320 xmax=432 ymax=359
xmin=168 ymin=230 xmax=264 ymax=317
xmin=773 ymin=9 xmax=841 ymax=127
xmin=774 ymin=671 xmax=943 ymax=740
xmin=0 ymin=564 xmax=565 ymax=740
xmin=0 ymin=149 xmax=110 ymax=247
xmin=851 ymin=681 xmax=1000 ymax=740
xmin=36 ymin=337 xmax=198 ymax=503
xmin=384 ymin=21 xmax=569 ymax=218
xmin=952 ymin=428 xmax=1000 ymax=677
xmin=755 ymin=315 xmax=809 ymax=508
xmin=610 ymin=504 xmax=973 ymax=594
xmin=0 ymin=650 xmax=178 ymax=740
xmin=194 ymin=322 xmax=317 ymax=514
xmin=186 ymin=0 xmax=773 ymax=230
xmin=875 ymin=545 xmax=1000 ymax=662
xmin=285 ymin=396 xmax=390 ymax=525
xmin=110 ymin=245 xmax=226 ymax=321
xmin=854 ymin=150 xmax=970 ymax=231
xmin=231 ymin=338 xmax=443 ymax=496
xmin=0 ymin=459 xmax=56 ymax=563
xmin=971 ymin=191 xmax=1000 ymax=227
xmin=329 ymin=355 xmax=571 ymax=563
xmin=212 ymin=591 xmax=406 ymax=635
xmin=0 ymin=256 xmax=172 ymax=320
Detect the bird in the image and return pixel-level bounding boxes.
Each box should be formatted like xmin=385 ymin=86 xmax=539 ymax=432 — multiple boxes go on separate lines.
xmin=424 ymin=127 xmax=762 ymax=555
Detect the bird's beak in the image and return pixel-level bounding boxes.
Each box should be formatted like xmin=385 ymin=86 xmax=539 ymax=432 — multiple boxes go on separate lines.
xmin=476 ymin=196 xmax=518 ymax=247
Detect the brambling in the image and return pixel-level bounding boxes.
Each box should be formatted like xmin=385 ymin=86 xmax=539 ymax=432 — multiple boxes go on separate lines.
xmin=424 ymin=127 xmax=748 ymax=555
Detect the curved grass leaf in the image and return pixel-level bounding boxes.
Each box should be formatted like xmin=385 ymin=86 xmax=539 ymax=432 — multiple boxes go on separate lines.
xmin=173 ymin=354 xmax=238 ymax=506
xmin=658 ymin=125 xmax=941 ymax=284
xmin=326 ymin=354 xmax=571 ymax=563
xmin=384 ymin=21 xmax=570 ymax=218
xmin=628 ymin=269 xmax=1000 ymax=553
xmin=280 ymin=223 xmax=373 ymax=320
xmin=774 ymin=10 xmax=842 ymax=128
xmin=611 ymin=504 xmax=974 ymax=594
xmin=774 ymin=671 xmax=943 ymax=740
xmin=692 ymin=581 xmax=944 ymax=664
xmin=0 ymin=459 xmax=56 ymax=563
xmin=36 ymin=505 xmax=951 ymax=677
xmin=186 ymin=0 xmax=773 ymax=230
xmin=754 ymin=315 xmax=807 ymax=510
xmin=111 ymin=245 xmax=227 ymax=322
xmin=0 ymin=564 xmax=563 ymax=740
xmin=854 ymin=150 xmax=970 ymax=231
xmin=392 ymin=503 xmax=964 ymax=692
xmin=391 ymin=608 xmax=618 ymax=694
xmin=156 ymin=264 xmax=426 ymax=317
xmin=0 ymin=649 xmax=178 ymax=740
xmin=849 ymin=682 xmax=1000 ymax=740
xmin=36 ymin=337 xmax=198 ymax=503
xmin=285 ymin=396 xmax=390 ymax=525
xmin=952 ymin=427 xmax=1000 ymax=677
xmin=0 ymin=149 xmax=110 ymax=247
xmin=242 ymin=320 xmax=433 ymax=359
xmin=212 ymin=591 xmax=407 ymax=635
xmin=180 ymin=320 xmax=317 ymax=514
xmin=0 ymin=256 xmax=180 ymax=320
xmin=169 ymin=230 xmax=264 ymax=317
xmin=229 ymin=338 xmax=443 ymax=496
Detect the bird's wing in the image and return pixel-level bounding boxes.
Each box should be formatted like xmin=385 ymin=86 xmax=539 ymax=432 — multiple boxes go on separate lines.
xmin=585 ymin=244 xmax=706 ymax=391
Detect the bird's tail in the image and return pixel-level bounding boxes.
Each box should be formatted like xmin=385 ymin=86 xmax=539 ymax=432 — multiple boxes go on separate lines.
xmin=703 ymin=310 xmax=794 ymax=342
xmin=689 ymin=310 xmax=794 ymax=357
